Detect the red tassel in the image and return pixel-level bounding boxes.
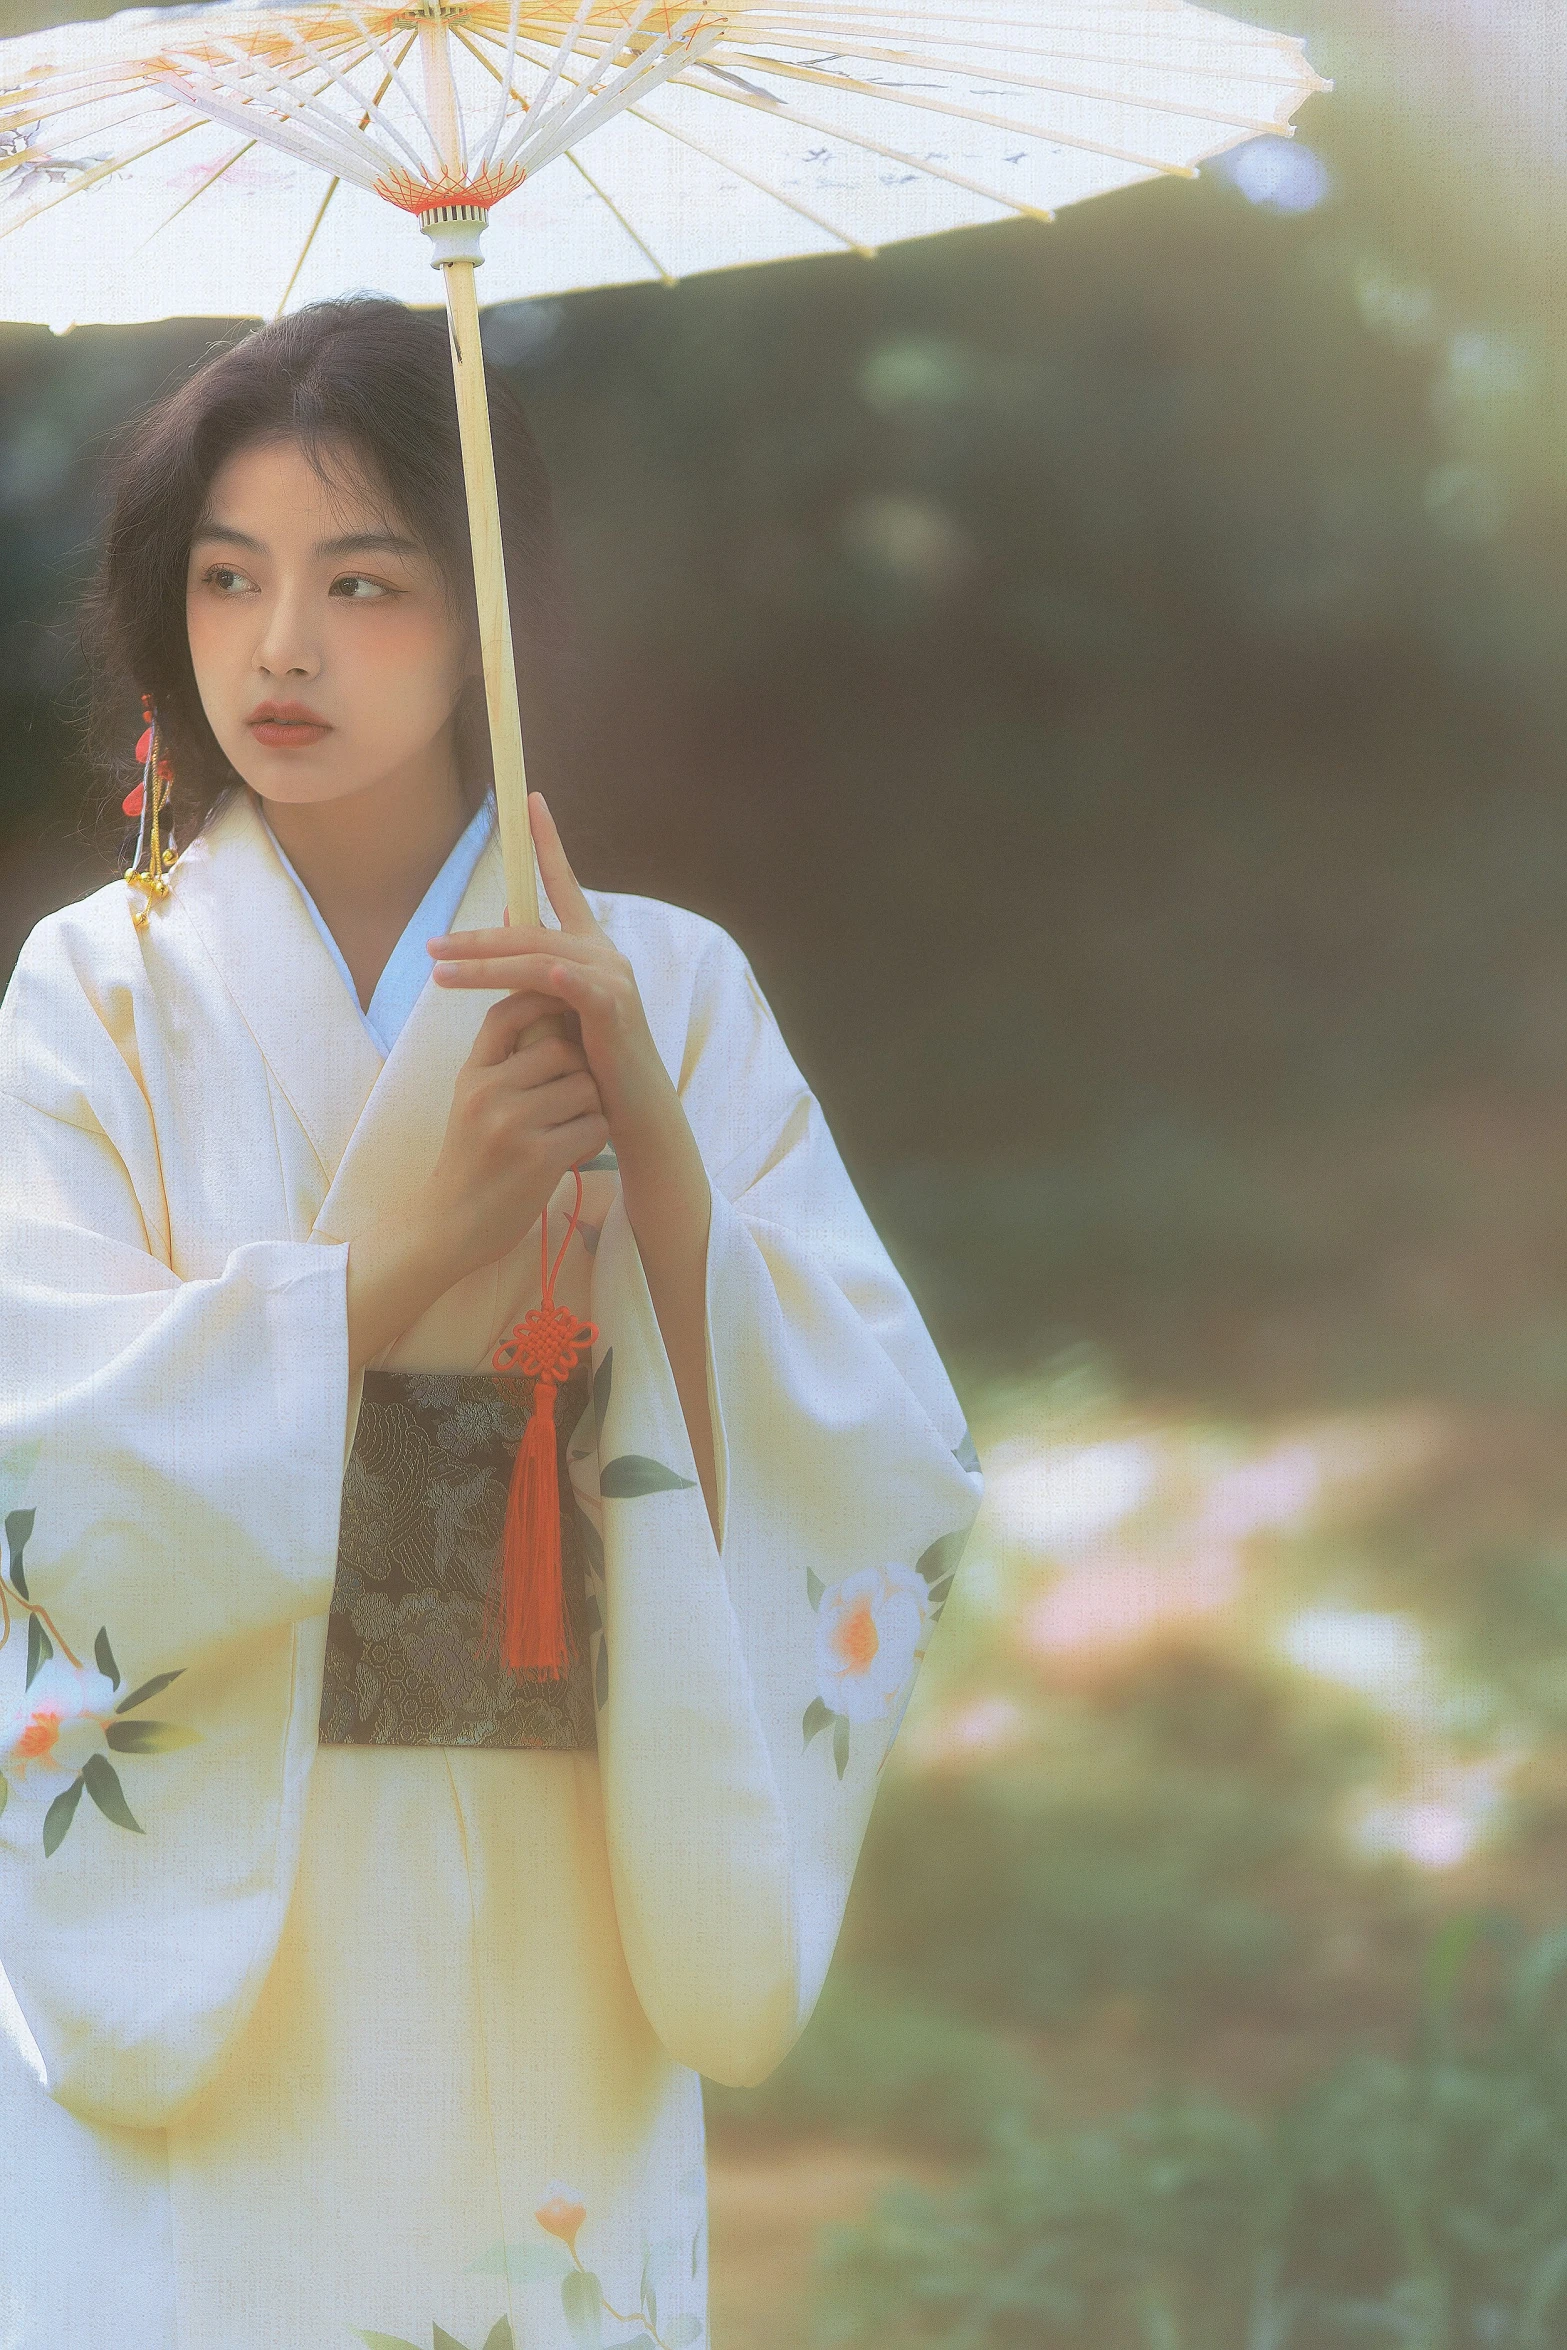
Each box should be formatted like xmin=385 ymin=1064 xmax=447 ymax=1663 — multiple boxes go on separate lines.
xmin=494 ymin=1371 xmax=570 ymax=1675
xmin=127 ymin=699 xmax=155 ymax=816
xmin=485 ymin=1170 xmax=597 ymax=1680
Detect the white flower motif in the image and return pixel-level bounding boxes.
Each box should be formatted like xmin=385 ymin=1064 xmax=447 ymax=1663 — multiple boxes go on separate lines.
xmin=815 ymin=1563 xmax=929 ymax=1725
xmin=0 ymin=1658 xmax=117 ymax=1786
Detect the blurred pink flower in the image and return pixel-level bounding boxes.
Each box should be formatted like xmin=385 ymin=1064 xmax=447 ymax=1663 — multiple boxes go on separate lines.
xmin=1022 ymin=1544 xmax=1239 ymax=1660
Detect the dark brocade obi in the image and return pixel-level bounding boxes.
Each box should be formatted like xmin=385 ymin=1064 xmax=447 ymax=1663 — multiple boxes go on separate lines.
xmin=318 ymin=1364 xmax=597 ymax=1751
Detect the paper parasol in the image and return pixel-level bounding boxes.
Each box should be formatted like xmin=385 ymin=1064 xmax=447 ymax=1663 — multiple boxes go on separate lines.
xmin=0 ymin=0 xmax=1327 ymax=919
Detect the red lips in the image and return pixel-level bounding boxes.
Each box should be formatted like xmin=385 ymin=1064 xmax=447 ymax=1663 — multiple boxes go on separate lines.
xmin=247 ymin=700 xmax=329 ymax=724
xmin=246 ymin=699 xmax=331 ymax=748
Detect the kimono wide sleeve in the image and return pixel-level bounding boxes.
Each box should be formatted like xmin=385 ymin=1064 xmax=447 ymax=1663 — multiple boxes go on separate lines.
xmin=0 ymin=910 xmax=351 ymax=2129
xmin=583 ymin=915 xmax=981 ymax=2087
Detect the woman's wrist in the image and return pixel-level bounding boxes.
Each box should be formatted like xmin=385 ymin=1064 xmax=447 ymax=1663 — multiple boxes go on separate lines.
xmin=344 ymin=1198 xmax=465 ymax=1372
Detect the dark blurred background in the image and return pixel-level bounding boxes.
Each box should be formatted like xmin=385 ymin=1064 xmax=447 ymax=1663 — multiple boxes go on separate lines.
xmin=11 ymin=3 xmax=1567 ymax=2344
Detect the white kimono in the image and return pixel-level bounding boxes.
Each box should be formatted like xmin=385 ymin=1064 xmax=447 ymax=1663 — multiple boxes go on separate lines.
xmin=0 ymin=791 xmax=979 ymax=2350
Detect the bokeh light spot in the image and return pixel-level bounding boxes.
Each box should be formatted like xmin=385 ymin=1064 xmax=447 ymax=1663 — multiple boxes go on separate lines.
xmin=1423 ymin=461 xmax=1508 ymax=541
xmin=840 ymin=493 xmax=975 ymax=594
xmin=857 ymin=337 xmax=976 ymax=414
xmin=1216 ymin=136 xmax=1330 ymax=214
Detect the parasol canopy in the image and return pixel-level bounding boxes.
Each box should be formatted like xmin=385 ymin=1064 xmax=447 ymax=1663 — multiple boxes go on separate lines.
xmin=0 ymin=1 xmax=1329 ymax=318
xmin=0 ymin=0 xmax=1328 ymax=916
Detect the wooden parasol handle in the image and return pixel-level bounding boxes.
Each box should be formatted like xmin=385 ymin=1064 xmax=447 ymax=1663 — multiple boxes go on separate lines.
xmin=433 ymin=239 xmax=539 ymax=928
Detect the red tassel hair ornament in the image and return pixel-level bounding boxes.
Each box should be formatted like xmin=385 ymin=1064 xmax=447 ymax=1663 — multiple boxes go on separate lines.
xmin=484 ymin=1168 xmax=598 ymax=1679
xmin=123 ymin=694 xmax=178 ymax=927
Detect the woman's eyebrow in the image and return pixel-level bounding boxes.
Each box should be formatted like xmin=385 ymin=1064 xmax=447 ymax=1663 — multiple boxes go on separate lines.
xmin=188 ymin=524 xmax=418 ymax=557
xmin=316 ymin=529 xmax=420 ymax=558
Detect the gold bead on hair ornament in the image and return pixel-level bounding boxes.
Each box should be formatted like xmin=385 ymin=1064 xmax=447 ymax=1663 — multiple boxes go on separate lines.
xmin=123 ymin=694 xmax=178 ymax=928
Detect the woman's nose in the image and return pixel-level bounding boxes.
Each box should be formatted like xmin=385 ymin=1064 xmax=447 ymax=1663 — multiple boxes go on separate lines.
xmin=252 ymin=593 xmax=320 ymax=679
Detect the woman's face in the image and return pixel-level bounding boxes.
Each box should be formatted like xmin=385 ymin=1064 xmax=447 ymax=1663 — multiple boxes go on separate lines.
xmin=185 ymin=434 xmax=474 ymax=809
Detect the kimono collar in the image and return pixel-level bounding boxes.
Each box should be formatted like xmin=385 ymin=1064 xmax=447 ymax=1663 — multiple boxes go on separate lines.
xmin=169 ymin=789 xmax=548 ymax=1217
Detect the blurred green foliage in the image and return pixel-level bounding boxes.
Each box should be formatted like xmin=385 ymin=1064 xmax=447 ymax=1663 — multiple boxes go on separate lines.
xmin=815 ymin=1919 xmax=1567 ymax=2350
xmin=703 ymin=1972 xmax=1038 ymax=2158
xmin=838 ymin=1649 xmax=1392 ymax=2034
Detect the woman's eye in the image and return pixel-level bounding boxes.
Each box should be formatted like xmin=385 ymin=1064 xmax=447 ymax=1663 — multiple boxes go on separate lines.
xmin=204 ymin=564 xmax=255 ymax=595
xmin=329 ymin=573 xmax=392 ymax=601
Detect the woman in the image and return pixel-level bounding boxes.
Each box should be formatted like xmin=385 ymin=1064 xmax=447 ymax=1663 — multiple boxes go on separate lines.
xmin=0 ymin=299 xmax=979 ymax=2350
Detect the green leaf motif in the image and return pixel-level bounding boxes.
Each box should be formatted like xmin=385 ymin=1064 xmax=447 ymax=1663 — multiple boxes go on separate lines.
xmin=5 ymin=1506 xmax=34 ymax=1598
xmin=83 ymin=1752 xmax=142 ymax=1834
xmin=640 ymin=2254 xmax=656 ymax=2334
xmin=576 ymin=1506 xmax=605 ymax=1581
xmin=566 ymin=1394 xmax=595 ymax=1464
xmin=953 ymin=1429 xmax=982 ymax=1476
xmin=0 ymin=1770 xmax=9 ymax=1820
xmin=832 ymin=1714 xmax=851 ymax=1781
xmin=802 ymin=1697 xmax=833 ymax=1749
xmin=562 ymin=2267 xmax=604 ymax=2349
xmin=577 ymin=1223 xmax=601 ymax=1257
xmin=600 ymin=1456 xmax=696 ymax=1499
xmin=925 ymin=1574 xmax=954 ymax=1612
xmin=578 ymin=1144 xmax=618 ymax=1173
xmin=582 ymin=1592 xmax=602 ymax=1633
xmin=916 ymin=1530 xmax=968 ymax=1590
xmin=94 ymin=1627 xmax=120 ymax=1690
xmin=667 ymin=2320 xmax=705 ymax=2347
xmin=805 ymin=1567 xmax=824 ymax=1612
xmin=42 ymin=1773 xmax=84 ymax=1856
xmin=25 ymin=1613 xmax=52 ymax=1688
xmin=432 ymin=2328 xmax=470 ymax=2350
xmin=592 ymin=1346 xmax=614 ymax=1436
xmin=115 ymin=1668 xmax=184 ymax=1715
xmin=595 ymin=1634 xmax=609 ymax=1711
xmin=481 ymin=2321 xmax=516 ymax=2350
xmin=105 ymin=1718 xmax=200 ymax=1756
xmin=357 ymin=2334 xmax=423 ymax=2350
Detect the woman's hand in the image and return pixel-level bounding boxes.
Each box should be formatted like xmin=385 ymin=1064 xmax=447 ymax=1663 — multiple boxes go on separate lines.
xmin=427 ymin=795 xmax=720 ymax=1538
xmin=344 ymin=989 xmax=608 ymax=1373
xmin=420 ymin=993 xmax=610 ymax=1279
xmin=426 ymin=793 xmax=675 ymax=1148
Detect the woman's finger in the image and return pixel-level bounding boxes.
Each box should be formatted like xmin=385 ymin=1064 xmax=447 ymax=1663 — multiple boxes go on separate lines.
xmin=467 ymin=990 xmax=562 ymax=1066
xmin=432 ymin=951 xmax=581 ymax=994
xmin=517 ymin=1068 xmax=603 ymax=1127
xmin=528 ymin=793 xmax=599 ymax=937
xmin=428 ymin=924 xmax=592 ymax=966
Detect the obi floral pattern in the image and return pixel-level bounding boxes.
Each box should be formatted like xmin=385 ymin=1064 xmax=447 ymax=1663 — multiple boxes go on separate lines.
xmin=321 ymin=1367 xmax=597 ymax=1750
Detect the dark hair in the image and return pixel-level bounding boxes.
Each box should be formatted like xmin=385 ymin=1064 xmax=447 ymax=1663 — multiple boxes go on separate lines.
xmin=81 ymin=296 xmax=569 ymax=845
